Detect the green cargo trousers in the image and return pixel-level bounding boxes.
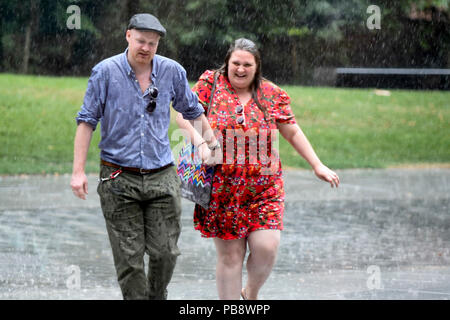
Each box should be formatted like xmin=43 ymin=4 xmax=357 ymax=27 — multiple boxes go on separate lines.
xmin=97 ymin=164 xmax=182 ymax=300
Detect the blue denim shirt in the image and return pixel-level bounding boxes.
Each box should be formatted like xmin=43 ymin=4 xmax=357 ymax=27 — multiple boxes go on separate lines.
xmin=76 ymin=49 xmax=204 ymax=170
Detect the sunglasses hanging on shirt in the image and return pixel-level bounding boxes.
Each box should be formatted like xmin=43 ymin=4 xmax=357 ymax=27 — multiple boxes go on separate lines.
xmin=146 ymin=86 xmax=159 ymax=113
xmin=235 ymin=105 xmax=245 ymax=125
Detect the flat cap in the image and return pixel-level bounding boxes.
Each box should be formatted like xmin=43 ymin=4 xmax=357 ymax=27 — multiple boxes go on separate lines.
xmin=127 ymin=13 xmax=166 ymax=37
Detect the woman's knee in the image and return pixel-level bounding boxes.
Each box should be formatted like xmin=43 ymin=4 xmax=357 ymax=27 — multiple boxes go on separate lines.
xmin=215 ymin=239 xmax=246 ymax=268
xmin=248 ymin=230 xmax=280 ymax=260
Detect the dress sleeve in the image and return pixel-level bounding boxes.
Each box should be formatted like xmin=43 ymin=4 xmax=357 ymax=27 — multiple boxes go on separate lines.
xmin=192 ymin=70 xmax=216 ymax=113
xmin=263 ymin=82 xmax=297 ymax=125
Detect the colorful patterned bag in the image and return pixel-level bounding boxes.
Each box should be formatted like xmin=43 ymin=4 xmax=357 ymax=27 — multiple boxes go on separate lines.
xmin=176 ymin=142 xmax=216 ymax=209
xmin=176 ymin=72 xmax=219 ymax=209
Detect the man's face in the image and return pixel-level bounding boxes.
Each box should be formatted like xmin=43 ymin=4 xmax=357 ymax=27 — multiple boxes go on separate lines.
xmin=126 ymin=29 xmax=160 ymax=66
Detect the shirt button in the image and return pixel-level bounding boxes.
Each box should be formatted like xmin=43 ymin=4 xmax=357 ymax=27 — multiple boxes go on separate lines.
xmin=141 ymin=151 xmax=144 ymax=154
xmin=141 ymin=114 xmax=144 ymax=118
xmin=141 ymin=132 xmax=144 ymax=137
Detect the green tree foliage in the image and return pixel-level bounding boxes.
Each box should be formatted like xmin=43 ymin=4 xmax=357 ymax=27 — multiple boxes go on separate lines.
xmin=0 ymin=0 xmax=448 ymax=83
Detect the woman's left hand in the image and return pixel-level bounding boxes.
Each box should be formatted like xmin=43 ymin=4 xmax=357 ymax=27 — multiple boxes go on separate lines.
xmin=313 ymin=163 xmax=340 ymax=188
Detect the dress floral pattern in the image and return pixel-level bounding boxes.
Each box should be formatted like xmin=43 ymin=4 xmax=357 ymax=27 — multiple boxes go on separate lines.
xmin=192 ymin=70 xmax=297 ymax=240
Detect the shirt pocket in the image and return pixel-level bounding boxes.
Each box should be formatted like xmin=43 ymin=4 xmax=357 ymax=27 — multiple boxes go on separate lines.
xmin=106 ymin=80 xmax=136 ymax=113
xmin=155 ymin=91 xmax=171 ymax=112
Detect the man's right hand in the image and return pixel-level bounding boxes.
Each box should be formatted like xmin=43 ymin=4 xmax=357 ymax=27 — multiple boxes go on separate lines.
xmin=71 ymin=172 xmax=89 ymax=200
xmin=71 ymin=122 xmax=94 ymax=200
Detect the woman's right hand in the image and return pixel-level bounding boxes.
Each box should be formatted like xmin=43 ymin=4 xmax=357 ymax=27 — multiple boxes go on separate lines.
xmin=198 ymin=143 xmax=221 ymax=166
xmin=198 ymin=143 xmax=213 ymax=165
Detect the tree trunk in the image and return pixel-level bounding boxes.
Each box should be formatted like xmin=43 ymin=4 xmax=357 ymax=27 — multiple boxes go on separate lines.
xmin=22 ymin=23 xmax=31 ymax=74
xmin=0 ymin=13 xmax=3 ymax=72
xmin=291 ymin=38 xmax=298 ymax=83
xmin=22 ymin=0 xmax=39 ymax=74
xmin=125 ymin=0 xmax=140 ymax=21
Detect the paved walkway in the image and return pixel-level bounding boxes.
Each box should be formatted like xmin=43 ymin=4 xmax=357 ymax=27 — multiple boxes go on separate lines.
xmin=0 ymin=168 xmax=449 ymax=299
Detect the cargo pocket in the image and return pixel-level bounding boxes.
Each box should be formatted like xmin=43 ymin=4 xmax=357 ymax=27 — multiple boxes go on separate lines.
xmin=104 ymin=208 xmax=145 ymax=258
xmin=97 ymin=166 xmax=129 ymax=219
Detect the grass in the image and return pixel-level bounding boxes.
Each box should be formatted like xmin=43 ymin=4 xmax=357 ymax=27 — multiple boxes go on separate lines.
xmin=0 ymin=73 xmax=449 ymax=174
xmin=281 ymin=85 xmax=450 ymax=169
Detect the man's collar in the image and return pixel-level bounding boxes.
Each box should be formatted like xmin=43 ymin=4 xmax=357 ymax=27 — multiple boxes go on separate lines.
xmin=123 ymin=48 xmax=159 ymax=78
xmin=123 ymin=48 xmax=133 ymax=76
xmin=151 ymin=54 xmax=159 ymax=78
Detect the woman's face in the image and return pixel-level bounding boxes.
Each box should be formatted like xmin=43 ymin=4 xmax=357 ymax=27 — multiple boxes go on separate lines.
xmin=227 ymin=49 xmax=257 ymax=91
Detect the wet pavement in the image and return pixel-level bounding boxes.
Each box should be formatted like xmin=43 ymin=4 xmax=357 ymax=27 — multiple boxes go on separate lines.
xmin=0 ymin=168 xmax=449 ymax=300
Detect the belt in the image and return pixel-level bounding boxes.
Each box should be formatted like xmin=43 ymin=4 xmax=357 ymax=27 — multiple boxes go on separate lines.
xmin=101 ymin=159 xmax=173 ymax=175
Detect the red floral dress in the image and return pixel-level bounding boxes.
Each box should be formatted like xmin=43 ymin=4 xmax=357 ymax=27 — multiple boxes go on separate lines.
xmin=192 ymin=70 xmax=297 ymax=240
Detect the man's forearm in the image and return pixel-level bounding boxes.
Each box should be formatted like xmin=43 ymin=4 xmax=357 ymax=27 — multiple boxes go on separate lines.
xmin=73 ymin=122 xmax=94 ymax=174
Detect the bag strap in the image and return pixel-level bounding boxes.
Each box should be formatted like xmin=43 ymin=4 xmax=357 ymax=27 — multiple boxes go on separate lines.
xmin=206 ymin=71 xmax=220 ymax=117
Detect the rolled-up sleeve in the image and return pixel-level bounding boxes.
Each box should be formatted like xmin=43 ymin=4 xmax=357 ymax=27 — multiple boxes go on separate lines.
xmin=75 ymin=65 xmax=105 ymax=130
xmin=171 ymin=66 xmax=204 ymax=120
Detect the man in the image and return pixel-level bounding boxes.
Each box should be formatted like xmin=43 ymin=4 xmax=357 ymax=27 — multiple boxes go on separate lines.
xmin=70 ymin=13 xmax=219 ymax=300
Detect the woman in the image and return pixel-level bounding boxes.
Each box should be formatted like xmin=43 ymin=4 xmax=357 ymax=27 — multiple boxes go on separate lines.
xmin=176 ymin=38 xmax=339 ymax=300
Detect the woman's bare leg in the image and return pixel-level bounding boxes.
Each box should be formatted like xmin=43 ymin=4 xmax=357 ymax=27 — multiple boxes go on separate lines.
xmin=244 ymin=230 xmax=280 ymax=300
xmin=213 ymin=237 xmax=247 ymax=300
